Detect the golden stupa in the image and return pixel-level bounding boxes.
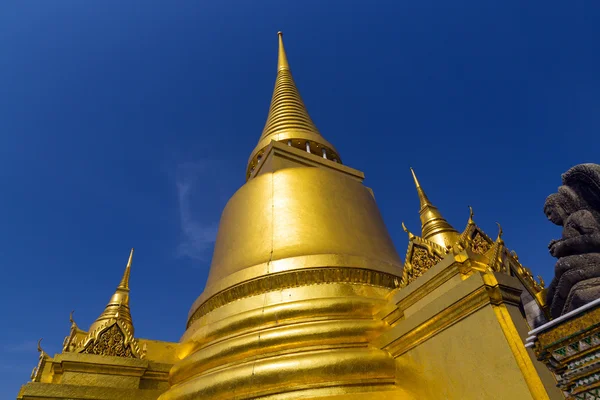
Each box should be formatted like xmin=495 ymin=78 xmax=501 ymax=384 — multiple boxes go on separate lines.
xmin=18 ymin=33 xmax=563 ymax=400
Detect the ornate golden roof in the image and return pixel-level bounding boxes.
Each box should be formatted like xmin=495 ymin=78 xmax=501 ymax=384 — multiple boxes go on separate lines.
xmin=400 ymin=202 xmax=547 ymax=313
xmin=247 ymin=32 xmax=341 ymax=179
xmin=410 ymin=168 xmax=460 ymax=249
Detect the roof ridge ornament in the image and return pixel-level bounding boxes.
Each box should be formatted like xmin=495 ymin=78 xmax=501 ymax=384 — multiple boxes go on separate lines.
xmin=402 ymin=222 xmax=416 ymax=241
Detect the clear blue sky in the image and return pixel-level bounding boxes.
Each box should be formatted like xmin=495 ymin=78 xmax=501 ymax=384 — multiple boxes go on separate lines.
xmin=1 ymin=1 xmax=599 ymax=396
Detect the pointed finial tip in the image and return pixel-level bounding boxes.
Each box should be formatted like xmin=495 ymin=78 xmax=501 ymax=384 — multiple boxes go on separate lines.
xmin=496 ymin=222 xmax=503 ymax=239
xmin=277 ymin=31 xmax=290 ymax=71
xmin=410 ymin=167 xmax=419 ymax=183
xmin=402 ymin=222 xmax=415 ymax=240
xmin=117 ymin=248 xmax=134 ymax=290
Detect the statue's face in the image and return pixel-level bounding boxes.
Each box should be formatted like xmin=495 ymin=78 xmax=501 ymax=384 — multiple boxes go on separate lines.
xmin=544 ymin=202 xmax=565 ymax=225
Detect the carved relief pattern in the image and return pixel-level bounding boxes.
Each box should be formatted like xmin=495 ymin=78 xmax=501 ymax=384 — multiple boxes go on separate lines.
xmin=81 ymin=324 xmax=134 ymax=358
xmin=406 ymin=246 xmax=442 ymax=285
xmin=471 ymin=232 xmax=492 ymax=255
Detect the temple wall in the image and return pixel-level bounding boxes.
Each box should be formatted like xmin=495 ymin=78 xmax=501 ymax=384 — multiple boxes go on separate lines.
xmin=374 ymin=269 xmax=564 ymax=400
xmin=396 ymin=305 xmax=542 ymax=399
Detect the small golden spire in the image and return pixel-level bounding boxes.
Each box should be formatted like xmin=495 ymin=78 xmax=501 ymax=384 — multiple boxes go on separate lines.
xmin=247 ymin=32 xmax=340 ymax=178
xmin=118 ymin=248 xmax=134 ymax=290
xmin=409 ymin=168 xmax=460 ymax=249
xmin=37 ymin=338 xmax=43 ymax=353
xmin=87 ymin=249 xmax=135 ymax=337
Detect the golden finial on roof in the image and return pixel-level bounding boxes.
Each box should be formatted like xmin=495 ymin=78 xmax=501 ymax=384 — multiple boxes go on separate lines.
xmin=409 ymin=168 xmax=460 ymax=249
xmin=537 ymin=275 xmax=545 ymax=287
xmin=31 ymin=338 xmax=48 ymax=382
xmin=495 ymin=222 xmax=504 ymax=242
xmin=68 ymin=310 xmax=79 ymax=332
xmin=456 ymin=206 xmax=475 ymax=251
xmin=247 ymin=32 xmax=340 ymax=178
xmin=402 ymin=222 xmax=415 ymax=241
xmin=487 ymin=223 xmax=506 ymax=273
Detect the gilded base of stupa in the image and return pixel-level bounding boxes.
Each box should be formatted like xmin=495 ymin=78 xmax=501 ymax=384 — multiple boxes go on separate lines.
xmin=162 ymin=245 xmax=564 ymax=399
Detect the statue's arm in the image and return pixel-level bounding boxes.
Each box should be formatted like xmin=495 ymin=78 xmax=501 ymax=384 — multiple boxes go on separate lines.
xmin=551 ymin=233 xmax=600 ymax=258
xmin=552 ymin=210 xmax=600 ymax=257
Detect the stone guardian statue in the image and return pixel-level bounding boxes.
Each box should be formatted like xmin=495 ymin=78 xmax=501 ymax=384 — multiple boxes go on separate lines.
xmin=544 ymin=163 xmax=600 ymax=318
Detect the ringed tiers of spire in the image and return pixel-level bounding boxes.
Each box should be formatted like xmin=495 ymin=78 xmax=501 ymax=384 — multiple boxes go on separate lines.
xmin=246 ymin=32 xmax=341 ymax=179
xmin=410 ymin=168 xmax=460 ymax=249
xmin=87 ymin=248 xmax=135 ymax=336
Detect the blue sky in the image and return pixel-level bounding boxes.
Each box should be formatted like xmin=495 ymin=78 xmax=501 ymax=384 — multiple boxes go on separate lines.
xmin=1 ymin=0 xmax=599 ymax=396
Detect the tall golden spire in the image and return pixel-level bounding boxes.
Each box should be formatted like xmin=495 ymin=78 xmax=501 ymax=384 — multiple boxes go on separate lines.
xmin=247 ymin=32 xmax=340 ymax=178
xmin=88 ymin=248 xmax=135 ymax=335
xmin=410 ymin=168 xmax=460 ymax=249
